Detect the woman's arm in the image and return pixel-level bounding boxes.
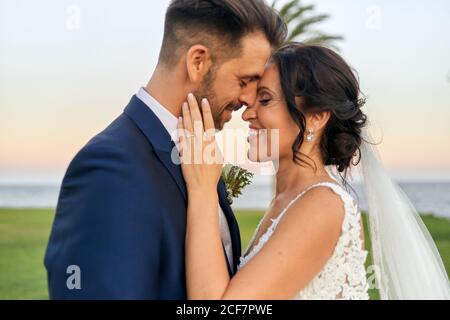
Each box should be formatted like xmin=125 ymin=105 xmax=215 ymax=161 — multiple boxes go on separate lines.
xmin=185 ymin=191 xmax=231 ymax=299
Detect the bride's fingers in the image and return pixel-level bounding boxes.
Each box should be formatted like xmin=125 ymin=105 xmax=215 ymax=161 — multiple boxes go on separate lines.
xmin=177 ymin=117 xmax=186 ymax=159
xmin=201 ymin=98 xmax=215 ymax=134
xmin=182 ymin=102 xmax=193 ymax=133
xmin=187 ymin=93 xmax=204 ymax=132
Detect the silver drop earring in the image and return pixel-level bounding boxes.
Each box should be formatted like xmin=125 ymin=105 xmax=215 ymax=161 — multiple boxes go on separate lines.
xmin=306 ymin=129 xmax=315 ymax=142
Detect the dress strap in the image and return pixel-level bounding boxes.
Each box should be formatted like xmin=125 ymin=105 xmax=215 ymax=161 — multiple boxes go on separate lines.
xmin=271 ymin=181 xmax=354 ymax=228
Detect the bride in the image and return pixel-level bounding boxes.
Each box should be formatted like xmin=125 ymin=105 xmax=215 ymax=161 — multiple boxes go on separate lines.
xmin=177 ymin=43 xmax=450 ymax=300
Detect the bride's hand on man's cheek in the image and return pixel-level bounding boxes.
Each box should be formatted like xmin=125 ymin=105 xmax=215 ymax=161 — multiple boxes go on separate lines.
xmin=178 ymin=93 xmax=223 ymax=194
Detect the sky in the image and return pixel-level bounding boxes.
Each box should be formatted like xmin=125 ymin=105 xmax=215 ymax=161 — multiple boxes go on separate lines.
xmin=1 ymin=0 xmax=450 ymax=184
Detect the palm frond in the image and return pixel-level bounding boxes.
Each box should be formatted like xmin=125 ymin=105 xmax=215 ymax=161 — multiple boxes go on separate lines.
xmin=271 ymin=0 xmax=344 ymax=48
xmin=271 ymin=0 xmax=280 ymax=9
xmin=285 ymin=4 xmax=314 ymax=24
xmin=278 ymin=0 xmax=300 ymax=18
xmin=304 ymin=34 xmax=344 ymax=45
xmin=303 ymin=33 xmax=344 ymax=51
xmin=287 ymin=14 xmax=330 ymax=41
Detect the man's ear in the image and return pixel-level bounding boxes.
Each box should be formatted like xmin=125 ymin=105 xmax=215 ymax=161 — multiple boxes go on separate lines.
xmin=185 ymin=44 xmax=212 ymax=84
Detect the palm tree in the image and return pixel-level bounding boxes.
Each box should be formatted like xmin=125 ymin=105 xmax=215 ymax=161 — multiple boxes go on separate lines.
xmin=272 ymin=0 xmax=343 ymax=49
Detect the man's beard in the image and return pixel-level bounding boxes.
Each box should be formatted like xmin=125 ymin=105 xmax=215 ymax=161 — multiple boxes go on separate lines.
xmin=194 ymin=68 xmax=241 ymax=130
xmin=194 ymin=69 xmax=221 ymax=129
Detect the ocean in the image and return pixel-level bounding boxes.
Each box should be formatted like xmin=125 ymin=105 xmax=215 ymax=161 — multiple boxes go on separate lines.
xmin=232 ymin=177 xmax=450 ymax=218
xmin=1 ymin=179 xmax=450 ymax=218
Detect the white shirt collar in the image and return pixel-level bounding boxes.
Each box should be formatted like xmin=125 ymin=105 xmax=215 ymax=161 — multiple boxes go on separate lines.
xmin=136 ymin=87 xmax=178 ymax=141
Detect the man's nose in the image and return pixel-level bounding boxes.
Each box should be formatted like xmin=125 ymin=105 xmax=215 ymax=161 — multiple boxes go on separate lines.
xmin=239 ymin=83 xmax=258 ymax=109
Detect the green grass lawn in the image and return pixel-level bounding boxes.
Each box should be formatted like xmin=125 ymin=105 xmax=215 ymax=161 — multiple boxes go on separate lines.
xmin=1 ymin=208 xmax=450 ymax=300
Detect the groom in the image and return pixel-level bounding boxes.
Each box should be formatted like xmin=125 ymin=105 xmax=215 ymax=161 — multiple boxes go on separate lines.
xmin=44 ymin=0 xmax=286 ymax=299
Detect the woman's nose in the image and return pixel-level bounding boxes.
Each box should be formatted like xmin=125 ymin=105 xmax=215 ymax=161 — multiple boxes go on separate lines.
xmin=242 ymin=105 xmax=257 ymax=122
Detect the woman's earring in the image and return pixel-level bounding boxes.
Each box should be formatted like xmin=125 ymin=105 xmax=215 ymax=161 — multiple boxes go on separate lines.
xmin=306 ymin=129 xmax=315 ymax=142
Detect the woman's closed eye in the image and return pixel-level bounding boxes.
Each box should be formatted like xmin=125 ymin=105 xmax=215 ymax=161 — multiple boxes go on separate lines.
xmin=259 ymin=98 xmax=272 ymax=106
xmin=258 ymin=92 xmax=274 ymax=106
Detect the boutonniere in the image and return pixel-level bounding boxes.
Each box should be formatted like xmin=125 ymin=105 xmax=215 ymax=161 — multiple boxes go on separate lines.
xmin=221 ymin=164 xmax=254 ymax=205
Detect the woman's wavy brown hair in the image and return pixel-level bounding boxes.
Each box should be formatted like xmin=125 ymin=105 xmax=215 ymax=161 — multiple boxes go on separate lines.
xmin=272 ymin=43 xmax=368 ymax=184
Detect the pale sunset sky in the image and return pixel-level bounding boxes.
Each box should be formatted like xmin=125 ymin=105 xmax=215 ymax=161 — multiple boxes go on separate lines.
xmin=1 ymin=0 xmax=450 ymax=184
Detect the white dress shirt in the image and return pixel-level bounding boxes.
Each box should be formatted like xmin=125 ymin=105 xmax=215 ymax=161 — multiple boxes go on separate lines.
xmin=136 ymin=88 xmax=234 ymax=270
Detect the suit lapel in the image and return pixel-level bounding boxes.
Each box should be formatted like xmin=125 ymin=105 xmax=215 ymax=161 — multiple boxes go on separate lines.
xmin=155 ymin=150 xmax=187 ymax=201
xmin=124 ymin=96 xmax=187 ymax=201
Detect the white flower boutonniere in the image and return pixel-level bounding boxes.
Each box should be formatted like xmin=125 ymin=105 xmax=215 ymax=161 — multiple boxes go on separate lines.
xmin=221 ymin=164 xmax=254 ymax=205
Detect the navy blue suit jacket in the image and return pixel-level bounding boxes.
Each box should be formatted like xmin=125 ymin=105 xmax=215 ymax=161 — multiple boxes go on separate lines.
xmin=44 ymin=96 xmax=241 ymax=299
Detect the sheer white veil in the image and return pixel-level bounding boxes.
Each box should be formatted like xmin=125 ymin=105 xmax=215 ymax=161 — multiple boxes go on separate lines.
xmin=359 ymin=127 xmax=450 ymax=299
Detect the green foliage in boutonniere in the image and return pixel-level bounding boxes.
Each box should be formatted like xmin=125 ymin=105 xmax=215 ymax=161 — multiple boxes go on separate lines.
xmin=221 ymin=164 xmax=254 ymax=205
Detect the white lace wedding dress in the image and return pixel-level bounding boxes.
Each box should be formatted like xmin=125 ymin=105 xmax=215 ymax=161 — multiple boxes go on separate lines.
xmin=238 ymin=181 xmax=370 ymax=300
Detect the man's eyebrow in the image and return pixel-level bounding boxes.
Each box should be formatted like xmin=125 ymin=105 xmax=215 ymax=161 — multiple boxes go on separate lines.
xmin=240 ymin=74 xmax=262 ymax=82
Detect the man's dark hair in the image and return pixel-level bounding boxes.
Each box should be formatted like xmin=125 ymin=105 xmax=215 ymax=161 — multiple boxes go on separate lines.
xmin=158 ymin=0 xmax=287 ymax=66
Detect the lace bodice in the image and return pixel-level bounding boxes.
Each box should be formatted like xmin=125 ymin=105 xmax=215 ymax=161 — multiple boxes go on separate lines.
xmin=238 ymin=182 xmax=369 ymax=300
